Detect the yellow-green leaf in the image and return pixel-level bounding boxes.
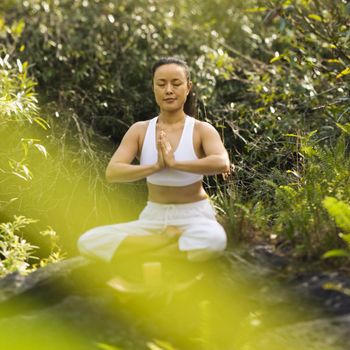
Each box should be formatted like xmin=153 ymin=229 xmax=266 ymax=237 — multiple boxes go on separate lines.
xmin=308 ymin=14 xmax=322 ymax=21
xmin=339 ymin=233 xmax=350 ymax=246
xmin=33 ymin=117 xmax=50 ymax=130
xmin=327 ymin=59 xmax=340 ymax=63
xmin=336 ymin=67 xmax=350 ymax=79
xmin=323 ymin=197 xmax=350 ymax=233
xmin=95 ymin=343 xmax=123 ymax=350
xmin=245 ymin=7 xmax=268 ymax=13
xmin=270 ymin=54 xmax=290 ymax=63
xmin=336 ymin=123 xmax=350 ymax=135
xmin=322 ymin=249 xmax=350 ymax=259
xmin=34 ymin=144 xmax=48 ymax=158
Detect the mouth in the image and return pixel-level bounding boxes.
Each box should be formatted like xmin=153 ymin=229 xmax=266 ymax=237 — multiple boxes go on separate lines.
xmin=164 ymin=98 xmax=176 ymax=102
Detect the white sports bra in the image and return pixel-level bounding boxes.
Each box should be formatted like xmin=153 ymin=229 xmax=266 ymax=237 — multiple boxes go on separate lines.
xmin=140 ymin=115 xmax=203 ymax=187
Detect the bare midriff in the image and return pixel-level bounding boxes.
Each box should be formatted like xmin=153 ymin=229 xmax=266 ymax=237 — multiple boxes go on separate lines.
xmin=147 ymin=180 xmax=208 ymax=204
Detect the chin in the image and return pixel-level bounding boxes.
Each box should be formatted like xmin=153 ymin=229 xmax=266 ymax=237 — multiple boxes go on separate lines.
xmin=161 ymin=104 xmax=183 ymax=112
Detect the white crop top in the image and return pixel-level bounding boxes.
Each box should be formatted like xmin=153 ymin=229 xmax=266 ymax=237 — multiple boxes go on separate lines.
xmin=140 ymin=115 xmax=203 ymax=187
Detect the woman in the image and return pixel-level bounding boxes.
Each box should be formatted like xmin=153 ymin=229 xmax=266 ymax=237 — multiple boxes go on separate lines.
xmin=78 ymin=57 xmax=231 ymax=263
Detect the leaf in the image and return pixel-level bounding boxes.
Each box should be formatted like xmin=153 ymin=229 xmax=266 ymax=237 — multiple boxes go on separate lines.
xmin=270 ymin=54 xmax=284 ymax=63
xmin=322 ymin=249 xmax=350 ymax=259
xmin=149 ymin=340 xmax=177 ymax=350
xmin=11 ymin=19 xmax=25 ymax=37
xmin=322 ymin=197 xmax=350 ymax=233
xmin=33 ymin=117 xmax=50 ymax=130
xmin=245 ymin=7 xmax=268 ymax=13
xmin=284 ymin=133 xmax=301 ymax=138
xmin=0 ymin=17 xmax=5 ymax=30
xmin=346 ymin=3 xmax=350 ymax=14
xmin=308 ymin=14 xmax=322 ymax=21
xmin=34 ymin=144 xmax=48 ymax=158
xmin=336 ymin=123 xmax=350 ymax=135
xmin=279 ymin=18 xmax=286 ymax=32
xmin=12 ymin=172 xmax=29 ymax=181
xmin=301 ymin=145 xmax=316 ymax=157
xmin=339 ymin=233 xmax=350 ymax=246
xmin=286 ymin=170 xmax=301 ymax=178
xmin=327 ymin=59 xmax=340 ymax=63
xmin=95 ymin=343 xmax=123 ymax=350
xmin=16 ymin=59 xmax=23 ymax=73
xmin=21 ymin=164 xmax=32 ymax=179
xmin=336 ymin=67 xmax=350 ymax=79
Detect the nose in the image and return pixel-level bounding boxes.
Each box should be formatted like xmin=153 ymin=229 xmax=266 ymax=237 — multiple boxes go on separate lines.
xmin=165 ymin=83 xmax=173 ymax=94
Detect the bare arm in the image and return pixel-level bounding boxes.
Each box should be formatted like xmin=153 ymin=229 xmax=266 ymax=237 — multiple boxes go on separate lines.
xmin=106 ymin=122 xmax=163 ymax=183
xmin=160 ymin=122 xmax=231 ymax=175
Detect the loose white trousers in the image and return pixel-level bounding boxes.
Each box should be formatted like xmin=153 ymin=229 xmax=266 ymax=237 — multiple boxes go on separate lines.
xmin=77 ymin=198 xmax=227 ymax=262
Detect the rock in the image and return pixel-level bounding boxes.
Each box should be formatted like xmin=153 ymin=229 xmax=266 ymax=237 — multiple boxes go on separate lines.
xmin=0 ymin=256 xmax=97 ymax=318
xmin=288 ymin=271 xmax=350 ymax=316
xmin=0 ymin=294 xmax=149 ymax=350
xmin=0 ymin=256 xmax=91 ymax=303
xmin=243 ymin=314 xmax=350 ymax=350
xmin=1 ymin=252 xmax=350 ymax=350
xmin=246 ymin=244 xmax=290 ymax=271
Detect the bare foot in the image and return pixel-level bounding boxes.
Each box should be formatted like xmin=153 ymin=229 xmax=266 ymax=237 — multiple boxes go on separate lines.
xmin=162 ymin=225 xmax=183 ymax=239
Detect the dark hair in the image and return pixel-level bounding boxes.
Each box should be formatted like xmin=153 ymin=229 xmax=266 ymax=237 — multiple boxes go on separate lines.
xmin=151 ymin=57 xmax=197 ymax=118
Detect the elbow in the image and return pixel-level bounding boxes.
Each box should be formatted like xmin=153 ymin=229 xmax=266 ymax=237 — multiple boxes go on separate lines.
xmin=219 ymin=156 xmax=231 ymax=173
xmin=221 ymin=161 xmax=230 ymax=173
xmin=105 ymin=167 xmax=115 ymax=183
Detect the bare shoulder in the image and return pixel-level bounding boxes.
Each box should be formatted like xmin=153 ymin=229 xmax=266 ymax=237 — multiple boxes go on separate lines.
xmin=128 ymin=119 xmax=152 ymax=158
xmin=123 ymin=120 xmax=150 ymax=139
xmin=194 ymin=120 xmax=220 ymax=136
xmin=128 ymin=120 xmax=149 ymax=133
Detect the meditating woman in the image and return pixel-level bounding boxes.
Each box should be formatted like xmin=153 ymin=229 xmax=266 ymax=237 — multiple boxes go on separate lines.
xmin=78 ymin=56 xmax=231 ymax=263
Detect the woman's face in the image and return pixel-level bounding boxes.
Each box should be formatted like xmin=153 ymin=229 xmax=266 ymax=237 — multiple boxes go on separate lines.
xmin=153 ymin=63 xmax=192 ymax=113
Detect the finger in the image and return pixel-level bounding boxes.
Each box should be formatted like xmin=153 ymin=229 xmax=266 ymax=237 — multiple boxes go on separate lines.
xmin=165 ymin=142 xmax=172 ymax=153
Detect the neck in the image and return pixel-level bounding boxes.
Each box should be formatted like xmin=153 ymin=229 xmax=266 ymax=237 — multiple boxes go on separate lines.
xmin=158 ymin=110 xmax=186 ymax=125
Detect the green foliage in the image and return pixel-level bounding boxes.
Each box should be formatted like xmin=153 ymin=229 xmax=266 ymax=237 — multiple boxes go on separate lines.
xmin=210 ymin=177 xmax=271 ymax=244
xmin=0 ymin=0 xmax=349 ymax=262
xmin=323 ymin=197 xmax=350 ymax=233
xmin=271 ymin=127 xmax=350 ymax=257
xmin=3 ymin=0 xmax=243 ymax=143
xmin=0 ymin=216 xmax=38 ymax=275
xmin=322 ymin=197 xmax=350 ymax=259
xmin=204 ymin=0 xmax=349 ymax=200
xmin=0 ymin=13 xmax=48 ymax=181
xmin=0 ymin=14 xmax=66 ymax=275
xmin=0 ymin=215 xmax=63 ymax=276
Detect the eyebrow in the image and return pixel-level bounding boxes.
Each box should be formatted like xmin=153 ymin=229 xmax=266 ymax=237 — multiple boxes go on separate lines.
xmin=155 ymin=78 xmax=183 ymax=82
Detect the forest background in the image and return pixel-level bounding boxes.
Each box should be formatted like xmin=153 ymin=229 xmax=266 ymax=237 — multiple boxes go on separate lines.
xmin=0 ymin=0 xmax=350 ymax=277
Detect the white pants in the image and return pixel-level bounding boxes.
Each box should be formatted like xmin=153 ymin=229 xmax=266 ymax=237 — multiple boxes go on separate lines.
xmin=77 ymin=198 xmax=227 ymax=262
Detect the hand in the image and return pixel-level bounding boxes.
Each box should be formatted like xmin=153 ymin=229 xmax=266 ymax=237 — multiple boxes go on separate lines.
xmin=222 ymin=163 xmax=234 ymax=181
xmin=156 ymin=136 xmax=166 ymax=170
xmin=159 ymin=131 xmax=176 ymax=168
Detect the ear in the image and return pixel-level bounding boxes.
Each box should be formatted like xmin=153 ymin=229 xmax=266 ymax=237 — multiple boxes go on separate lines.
xmin=187 ymin=80 xmax=193 ymax=95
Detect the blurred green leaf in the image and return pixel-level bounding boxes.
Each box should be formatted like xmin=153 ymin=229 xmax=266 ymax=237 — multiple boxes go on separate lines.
xmin=308 ymin=14 xmax=322 ymax=22
xmin=322 ymin=249 xmax=350 ymax=259
xmin=336 ymin=67 xmax=350 ymax=79
xmin=323 ymin=197 xmax=350 ymax=233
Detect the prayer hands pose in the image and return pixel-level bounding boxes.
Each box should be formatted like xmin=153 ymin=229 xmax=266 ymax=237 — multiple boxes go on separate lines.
xmin=158 ymin=130 xmax=175 ymax=168
xmin=157 ymin=129 xmax=232 ymax=180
